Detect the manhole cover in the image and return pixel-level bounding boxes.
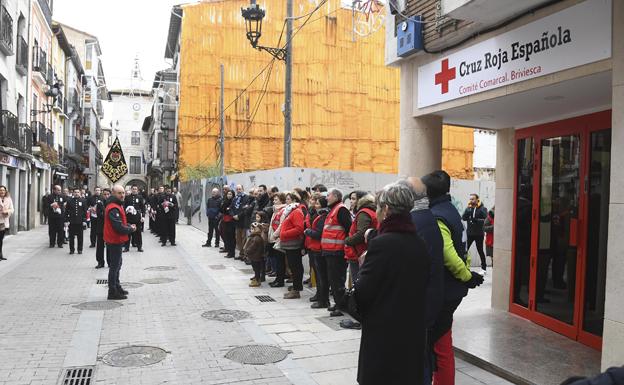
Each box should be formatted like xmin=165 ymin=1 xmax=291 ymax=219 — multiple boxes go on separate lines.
xmin=209 ymin=264 xmax=226 ymax=270
xmin=121 ymin=282 xmax=144 ymax=289
xmin=102 ymin=346 xmax=167 ymax=367
xmin=73 ymin=301 xmax=123 ymax=311
xmin=140 ymin=277 xmax=178 ymax=284
xmin=224 ymin=345 xmax=290 ymax=365
xmin=144 ymin=266 xmax=177 ymax=271
xmin=202 ymin=309 xmax=251 ymax=322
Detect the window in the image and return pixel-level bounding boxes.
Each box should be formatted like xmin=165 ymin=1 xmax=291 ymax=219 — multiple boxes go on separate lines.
xmin=129 ymin=156 xmax=141 ymax=174
xmin=131 ymin=131 xmax=140 ymax=146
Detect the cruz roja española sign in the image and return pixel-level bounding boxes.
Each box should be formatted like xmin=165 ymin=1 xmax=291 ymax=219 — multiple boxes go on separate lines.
xmin=417 ymin=0 xmax=611 ymax=109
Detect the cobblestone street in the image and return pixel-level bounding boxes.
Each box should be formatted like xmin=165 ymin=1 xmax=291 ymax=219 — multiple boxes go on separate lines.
xmin=0 ymin=224 xmax=511 ymax=385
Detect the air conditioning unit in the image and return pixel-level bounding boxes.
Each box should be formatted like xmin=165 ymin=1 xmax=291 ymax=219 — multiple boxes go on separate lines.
xmin=397 ymin=17 xmax=423 ymax=57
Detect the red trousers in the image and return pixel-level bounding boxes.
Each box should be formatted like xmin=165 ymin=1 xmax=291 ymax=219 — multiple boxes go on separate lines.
xmin=432 ymin=329 xmax=455 ymax=385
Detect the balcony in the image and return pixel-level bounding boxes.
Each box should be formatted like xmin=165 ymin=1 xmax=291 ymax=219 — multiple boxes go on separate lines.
xmin=15 ymin=36 xmax=27 ymax=76
xmin=96 ymin=99 xmax=104 ymax=118
xmin=66 ymin=135 xmax=84 ymax=162
xmin=53 ymin=92 xmax=68 ymax=117
xmin=31 ymin=121 xmax=47 ymax=146
xmin=18 ymin=123 xmax=32 ymax=154
xmin=32 ymin=46 xmax=47 ymax=87
xmin=0 ymin=5 xmax=13 ymax=56
xmin=46 ymin=63 xmax=54 ymax=86
xmin=0 ymin=110 xmax=19 ymax=150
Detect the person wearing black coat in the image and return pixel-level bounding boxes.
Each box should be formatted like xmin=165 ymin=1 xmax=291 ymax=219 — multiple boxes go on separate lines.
xmin=47 ymin=185 xmax=66 ymax=248
xmin=462 ymin=193 xmax=489 ymax=272
xmin=65 ymin=188 xmax=88 ymax=254
xmin=87 ymin=188 xmax=102 ymax=248
xmin=158 ymin=186 xmax=179 ymax=246
xmin=354 ymin=181 xmax=430 ymax=385
xmin=203 ymin=188 xmax=223 ymax=247
xmin=94 ymin=188 xmax=111 ymax=268
xmin=230 ymin=185 xmax=252 ymax=260
xmin=408 ymin=177 xmax=445 ymax=384
xmin=124 ymin=185 xmax=146 ymax=252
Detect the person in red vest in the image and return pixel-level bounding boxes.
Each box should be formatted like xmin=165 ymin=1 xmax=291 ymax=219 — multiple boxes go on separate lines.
xmin=344 ymin=193 xmax=377 ymax=282
xmin=320 ymin=189 xmax=353 ymax=316
xmin=104 ymin=185 xmax=136 ymax=300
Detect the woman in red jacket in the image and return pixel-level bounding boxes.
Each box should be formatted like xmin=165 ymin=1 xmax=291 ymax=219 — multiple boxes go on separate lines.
xmin=278 ymin=192 xmax=307 ymax=299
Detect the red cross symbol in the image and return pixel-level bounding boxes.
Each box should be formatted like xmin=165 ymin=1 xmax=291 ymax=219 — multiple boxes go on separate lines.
xmin=434 ymin=58 xmax=456 ymax=94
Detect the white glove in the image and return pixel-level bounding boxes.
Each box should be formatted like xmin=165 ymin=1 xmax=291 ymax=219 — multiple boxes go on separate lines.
xmin=164 ymin=206 xmax=170 ymax=214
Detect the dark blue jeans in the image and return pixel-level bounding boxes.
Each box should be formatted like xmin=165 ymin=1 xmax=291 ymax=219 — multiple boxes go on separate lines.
xmin=107 ymin=243 xmax=123 ymax=292
xmin=268 ymin=245 xmax=286 ymax=283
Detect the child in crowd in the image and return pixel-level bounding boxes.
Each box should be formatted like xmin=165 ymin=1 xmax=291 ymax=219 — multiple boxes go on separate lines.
xmin=245 ymin=222 xmax=266 ymax=287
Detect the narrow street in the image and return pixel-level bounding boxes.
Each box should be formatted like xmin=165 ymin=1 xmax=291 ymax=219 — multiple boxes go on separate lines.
xmin=0 ymin=224 xmax=510 ymax=385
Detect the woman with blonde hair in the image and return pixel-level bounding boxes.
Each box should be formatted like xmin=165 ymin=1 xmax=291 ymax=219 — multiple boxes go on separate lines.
xmin=0 ymin=185 xmax=14 ymax=260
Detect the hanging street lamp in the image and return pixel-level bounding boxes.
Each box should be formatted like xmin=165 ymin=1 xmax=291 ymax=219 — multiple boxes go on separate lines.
xmin=241 ymin=0 xmax=287 ymax=61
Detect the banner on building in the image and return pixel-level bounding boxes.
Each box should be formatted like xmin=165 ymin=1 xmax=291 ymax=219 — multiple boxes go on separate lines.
xmin=417 ymin=0 xmax=612 ymax=108
xmin=101 ymin=137 xmax=128 ymax=183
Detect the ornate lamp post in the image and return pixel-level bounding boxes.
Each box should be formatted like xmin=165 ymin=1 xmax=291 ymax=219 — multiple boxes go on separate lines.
xmin=241 ymin=0 xmax=293 ymax=167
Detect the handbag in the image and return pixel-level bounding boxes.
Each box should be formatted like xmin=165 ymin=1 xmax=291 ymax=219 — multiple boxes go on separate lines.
xmin=344 ymin=287 xmax=362 ymax=322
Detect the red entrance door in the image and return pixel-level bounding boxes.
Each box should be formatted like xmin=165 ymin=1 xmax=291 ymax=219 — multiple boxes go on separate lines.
xmin=510 ymin=110 xmax=611 ymax=350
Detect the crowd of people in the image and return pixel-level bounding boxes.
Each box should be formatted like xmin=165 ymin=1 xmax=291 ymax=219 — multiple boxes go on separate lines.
xmin=201 ymin=171 xmax=489 ymax=385
xmin=41 ymin=184 xmax=181 ymax=300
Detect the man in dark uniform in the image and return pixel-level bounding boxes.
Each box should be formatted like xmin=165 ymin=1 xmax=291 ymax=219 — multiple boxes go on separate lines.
xmin=65 ymin=188 xmax=87 ymax=254
xmin=104 ymin=185 xmax=136 ymax=300
xmin=124 ymin=185 xmax=145 ymax=252
xmin=94 ymin=188 xmax=110 ymax=268
xmin=158 ymin=185 xmax=179 ymax=246
xmin=153 ymin=186 xmax=165 ymax=237
xmin=47 ymin=185 xmax=66 ymax=248
xmin=88 ymin=187 xmax=102 ymax=247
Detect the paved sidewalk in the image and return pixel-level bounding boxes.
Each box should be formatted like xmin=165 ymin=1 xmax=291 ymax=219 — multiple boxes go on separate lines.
xmin=0 ymin=224 xmax=511 ymax=385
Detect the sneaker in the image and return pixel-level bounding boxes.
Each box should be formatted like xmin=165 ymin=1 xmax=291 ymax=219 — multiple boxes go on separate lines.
xmin=249 ymin=279 xmax=261 ymax=287
xmin=283 ymin=291 xmax=300 ymax=299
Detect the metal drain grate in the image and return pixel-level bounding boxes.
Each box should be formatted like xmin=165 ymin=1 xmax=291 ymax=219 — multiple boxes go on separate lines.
xmin=96 ymin=279 xmax=107 ymax=284
xmin=59 ymin=366 xmax=94 ymax=385
xmin=209 ymin=264 xmax=226 ymax=270
xmin=255 ymin=295 xmax=276 ymax=303
xmin=225 ymin=345 xmax=290 ymax=365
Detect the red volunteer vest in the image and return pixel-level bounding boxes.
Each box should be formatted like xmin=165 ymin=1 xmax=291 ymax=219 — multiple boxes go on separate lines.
xmin=104 ymin=202 xmax=130 ymax=244
xmin=344 ymin=207 xmax=378 ymax=261
xmin=321 ymin=203 xmax=347 ymax=252
xmin=306 ymin=215 xmax=323 ymax=252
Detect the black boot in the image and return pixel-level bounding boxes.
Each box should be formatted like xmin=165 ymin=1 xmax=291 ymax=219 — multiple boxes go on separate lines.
xmin=107 ymin=288 xmax=127 ymax=300
xmin=202 ymin=242 xmax=210 ymax=247
xmin=117 ymin=285 xmax=129 ymax=295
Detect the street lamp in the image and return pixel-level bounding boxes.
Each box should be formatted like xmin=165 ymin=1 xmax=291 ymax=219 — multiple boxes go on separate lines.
xmin=241 ymin=0 xmax=293 ymax=167
xmin=30 ymin=81 xmax=64 ymax=116
xmin=241 ymin=0 xmax=286 ymax=61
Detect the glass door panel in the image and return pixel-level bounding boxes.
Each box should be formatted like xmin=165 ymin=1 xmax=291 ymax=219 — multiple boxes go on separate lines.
xmin=536 ymin=135 xmax=580 ymax=325
xmin=513 ymin=138 xmax=534 ymax=308
xmin=582 ymin=130 xmax=611 ymax=337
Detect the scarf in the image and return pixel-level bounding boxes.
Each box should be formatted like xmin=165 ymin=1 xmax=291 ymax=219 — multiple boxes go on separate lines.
xmin=234 ymin=193 xmax=245 ymax=209
xmin=412 ymin=197 xmax=429 ymax=211
xmin=378 ymin=213 xmax=416 ymax=235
